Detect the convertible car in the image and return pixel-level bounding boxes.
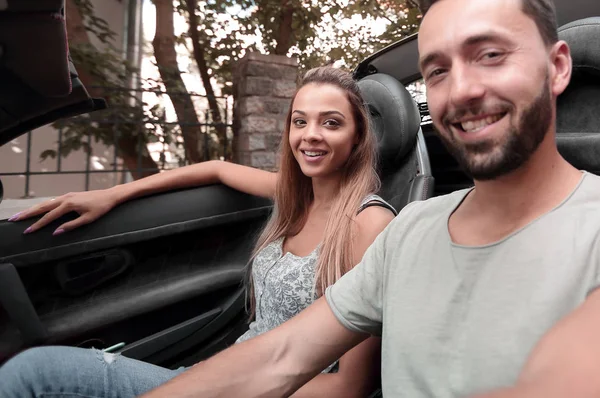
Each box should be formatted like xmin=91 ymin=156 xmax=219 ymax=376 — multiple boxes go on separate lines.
xmin=0 ymin=0 xmax=599 ymax=377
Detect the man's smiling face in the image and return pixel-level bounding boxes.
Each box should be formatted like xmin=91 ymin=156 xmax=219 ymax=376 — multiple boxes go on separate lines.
xmin=418 ymin=0 xmax=557 ymax=180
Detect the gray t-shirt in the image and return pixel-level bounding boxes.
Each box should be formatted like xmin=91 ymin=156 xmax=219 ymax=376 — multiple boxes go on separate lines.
xmin=326 ymin=171 xmax=600 ymax=397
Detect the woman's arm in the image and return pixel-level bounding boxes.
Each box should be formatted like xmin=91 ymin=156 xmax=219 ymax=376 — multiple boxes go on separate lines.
xmin=290 ymin=337 xmax=381 ymax=398
xmin=11 ymin=160 xmax=277 ymax=234
xmin=113 ymin=160 xmax=277 ymax=202
xmin=291 ymin=206 xmax=395 ymax=398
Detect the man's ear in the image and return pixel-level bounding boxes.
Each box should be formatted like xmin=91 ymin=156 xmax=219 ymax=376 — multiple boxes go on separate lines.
xmin=549 ymin=40 xmax=572 ymax=97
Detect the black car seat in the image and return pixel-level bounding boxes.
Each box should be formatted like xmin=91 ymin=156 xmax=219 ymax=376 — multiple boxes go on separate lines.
xmin=358 ymin=73 xmax=435 ymax=211
xmin=0 ymin=0 xmax=106 ymax=145
xmin=556 ymin=17 xmax=600 ymax=175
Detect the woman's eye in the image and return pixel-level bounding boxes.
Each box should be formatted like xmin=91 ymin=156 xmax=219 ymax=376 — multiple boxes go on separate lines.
xmin=292 ymin=119 xmax=306 ymax=127
xmin=323 ymin=119 xmax=340 ymax=128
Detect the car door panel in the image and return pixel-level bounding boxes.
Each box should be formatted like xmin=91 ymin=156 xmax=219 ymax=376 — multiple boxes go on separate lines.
xmin=0 ymin=184 xmax=271 ymax=264
xmin=0 ymin=184 xmax=272 ymax=367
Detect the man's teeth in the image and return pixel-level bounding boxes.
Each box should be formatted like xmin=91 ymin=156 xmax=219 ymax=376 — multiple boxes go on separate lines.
xmin=461 ymin=114 xmax=503 ymax=133
xmin=304 ymin=151 xmax=326 ymax=157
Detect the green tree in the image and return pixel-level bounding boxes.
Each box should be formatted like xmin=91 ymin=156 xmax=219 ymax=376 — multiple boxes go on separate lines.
xmin=46 ymin=0 xmax=210 ymax=179
xmin=46 ymin=0 xmax=166 ymax=179
xmin=180 ymin=0 xmax=422 ymax=85
xmin=176 ymin=0 xmax=422 ymax=160
xmin=180 ymin=0 xmax=233 ymax=160
xmin=153 ymin=0 xmax=205 ymax=164
xmin=49 ymin=0 xmax=421 ymax=179
xmin=324 ymin=0 xmax=422 ymax=68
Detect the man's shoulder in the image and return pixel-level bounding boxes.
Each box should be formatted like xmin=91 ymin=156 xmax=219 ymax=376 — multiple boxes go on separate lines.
xmin=562 ymin=172 xmax=600 ymax=210
xmin=579 ymin=172 xmax=600 ymax=195
xmin=400 ymin=188 xmax=470 ymax=218
xmin=386 ymin=188 xmax=471 ymax=232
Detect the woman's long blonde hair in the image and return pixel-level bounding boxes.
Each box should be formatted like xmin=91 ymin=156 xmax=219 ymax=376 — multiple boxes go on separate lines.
xmin=247 ymin=66 xmax=380 ymax=316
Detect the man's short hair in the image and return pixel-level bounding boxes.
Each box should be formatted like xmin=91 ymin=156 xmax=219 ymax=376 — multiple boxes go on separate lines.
xmin=416 ymin=0 xmax=559 ymax=46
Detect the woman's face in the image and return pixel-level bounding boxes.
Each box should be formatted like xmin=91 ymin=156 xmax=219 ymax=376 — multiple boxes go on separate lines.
xmin=288 ymin=83 xmax=359 ymax=180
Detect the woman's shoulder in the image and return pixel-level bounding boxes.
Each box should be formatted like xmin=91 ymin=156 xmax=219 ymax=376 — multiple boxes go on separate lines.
xmin=350 ymin=196 xmax=397 ymax=264
xmin=355 ymin=204 xmax=396 ymax=233
xmin=356 ymin=194 xmax=396 ymax=237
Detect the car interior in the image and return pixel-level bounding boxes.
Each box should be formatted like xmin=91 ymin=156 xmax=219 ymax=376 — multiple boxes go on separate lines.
xmin=358 ymin=73 xmax=434 ymax=210
xmin=555 ymin=17 xmax=600 ymax=175
xmin=0 ymin=0 xmax=106 ymax=147
xmin=0 ymin=0 xmax=599 ymax=379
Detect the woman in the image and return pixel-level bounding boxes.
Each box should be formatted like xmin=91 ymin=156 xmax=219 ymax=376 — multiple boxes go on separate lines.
xmin=0 ymin=67 xmax=396 ymax=397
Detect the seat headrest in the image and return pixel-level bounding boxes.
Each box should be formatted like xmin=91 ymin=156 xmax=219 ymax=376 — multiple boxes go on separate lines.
xmin=559 ymin=17 xmax=600 ymax=79
xmin=357 ymin=73 xmax=421 ymax=171
xmin=556 ymin=17 xmax=600 ymax=174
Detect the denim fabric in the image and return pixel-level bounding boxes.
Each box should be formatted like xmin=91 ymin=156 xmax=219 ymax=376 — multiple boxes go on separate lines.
xmin=0 ymin=346 xmax=185 ymax=398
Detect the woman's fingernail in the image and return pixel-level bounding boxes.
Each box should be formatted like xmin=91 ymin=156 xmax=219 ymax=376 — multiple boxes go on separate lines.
xmin=23 ymin=227 xmax=32 ymax=234
xmin=7 ymin=213 xmax=21 ymax=222
xmin=53 ymin=229 xmax=65 ymax=236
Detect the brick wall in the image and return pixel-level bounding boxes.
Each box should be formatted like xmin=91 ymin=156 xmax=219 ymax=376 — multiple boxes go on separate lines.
xmin=233 ymin=53 xmax=298 ymax=171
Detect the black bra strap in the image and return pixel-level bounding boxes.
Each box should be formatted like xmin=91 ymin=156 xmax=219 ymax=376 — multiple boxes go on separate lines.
xmin=358 ymin=197 xmax=397 ymax=216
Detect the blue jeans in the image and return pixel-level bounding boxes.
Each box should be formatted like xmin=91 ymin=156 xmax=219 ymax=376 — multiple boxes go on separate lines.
xmin=0 ymin=346 xmax=186 ymax=397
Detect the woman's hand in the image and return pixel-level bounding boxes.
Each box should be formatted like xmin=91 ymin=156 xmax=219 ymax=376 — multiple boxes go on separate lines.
xmin=8 ymin=188 xmax=122 ymax=235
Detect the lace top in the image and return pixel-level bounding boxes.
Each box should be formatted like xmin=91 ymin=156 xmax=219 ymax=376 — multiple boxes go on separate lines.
xmin=235 ymin=195 xmax=395 ymax=371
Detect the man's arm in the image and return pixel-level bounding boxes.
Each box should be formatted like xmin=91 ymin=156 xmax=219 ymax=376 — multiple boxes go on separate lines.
xmin=141 ymin=297 xmax=368 ymax=398
xmin=473 ymin=288 xmax=600 ymax=398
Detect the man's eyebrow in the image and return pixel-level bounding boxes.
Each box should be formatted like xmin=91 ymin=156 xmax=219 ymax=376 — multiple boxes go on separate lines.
xmin=463 ymin=32 xmax=511 ymax=48
xmin=292 ymin=110 xmax=345 ymax=119
xmin=419 ymin=51 xmax=443 ymax=73
xmin=419 ymin=32 xmax=513 ymax=73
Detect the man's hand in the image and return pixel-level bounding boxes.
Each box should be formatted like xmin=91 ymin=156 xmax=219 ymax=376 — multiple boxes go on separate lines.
xmin=141 ymin=297 xmax=367 ymax=398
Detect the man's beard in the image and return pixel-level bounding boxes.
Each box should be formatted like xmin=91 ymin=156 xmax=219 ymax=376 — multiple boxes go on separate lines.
xmin=436 ymin=77 xmax=553 ymax=181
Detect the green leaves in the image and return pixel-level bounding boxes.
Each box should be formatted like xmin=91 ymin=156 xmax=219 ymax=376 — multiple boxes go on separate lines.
xmin=47 ymin=0 xmax=168 ymax=169
xmin=169 ymin=0 xmax=422 ymax=109
xmin=72 ymin=0 xmax=118 ymax=44
xmin=186 ymin=0 xmax=421 ymax=77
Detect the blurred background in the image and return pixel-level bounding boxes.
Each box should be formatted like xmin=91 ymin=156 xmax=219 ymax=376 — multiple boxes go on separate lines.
xmin=0 ymin=0 xmax=426 ymax=201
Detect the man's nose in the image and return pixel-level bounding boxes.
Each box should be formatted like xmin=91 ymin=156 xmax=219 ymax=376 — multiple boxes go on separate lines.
xmin=449 ymin=65 xmax=486 ymax=108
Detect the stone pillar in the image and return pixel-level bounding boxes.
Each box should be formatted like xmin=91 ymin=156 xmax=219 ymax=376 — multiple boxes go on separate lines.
xmin=233 ymin=53 xmax=298 ymax=170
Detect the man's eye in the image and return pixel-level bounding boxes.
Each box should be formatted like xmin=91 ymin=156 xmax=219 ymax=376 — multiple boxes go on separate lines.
xmin=427 ymin=68 xmax=446 ymax=80
xmin=481 ymin=51 xmax=504 ymax=61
